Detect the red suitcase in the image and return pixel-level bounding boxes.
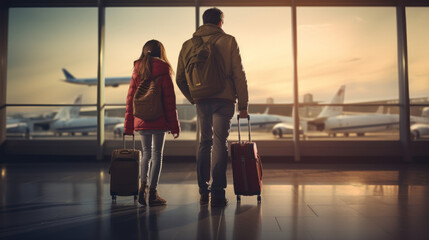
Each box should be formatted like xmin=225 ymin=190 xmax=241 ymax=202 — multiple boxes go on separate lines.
xmin=230 ymin=115 xmax=263 ymax=203
xmin=109 ymin=134 xmax=141 ymax=201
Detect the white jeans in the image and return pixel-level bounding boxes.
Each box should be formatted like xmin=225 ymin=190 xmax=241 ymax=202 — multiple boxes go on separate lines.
xmin=138 ymin=130 xmax=166 ymax=189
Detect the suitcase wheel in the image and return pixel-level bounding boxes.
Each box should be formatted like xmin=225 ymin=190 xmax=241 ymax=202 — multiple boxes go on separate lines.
xmin=237 ymin=195 xmax=241 ymax=202
xmin=257 ymin=195 xmax=261 ymax=204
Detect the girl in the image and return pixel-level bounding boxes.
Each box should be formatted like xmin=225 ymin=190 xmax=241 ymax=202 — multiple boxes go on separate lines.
xmin=124 ymin=40 xmax=180 ymax=206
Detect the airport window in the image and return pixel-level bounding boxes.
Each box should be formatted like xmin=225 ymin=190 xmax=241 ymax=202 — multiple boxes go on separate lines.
xmin=6 ymin=8 xmax=98 ymax=140
xmin=200 ymin=7 xmax=294 ymax=141
xmin=297 ymin=7 xmax=400 ymax=141
xmin=406 ymin=7 xmax=429 ymax=141
xmin=7 ymin=8 xmax=98 ymax=104
xmin=104 ymin=7 xmax=196 ymax=140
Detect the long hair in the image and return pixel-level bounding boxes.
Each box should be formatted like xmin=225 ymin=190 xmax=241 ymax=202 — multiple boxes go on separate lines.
xmin=134 ymin=40 xmax=173 ymax=81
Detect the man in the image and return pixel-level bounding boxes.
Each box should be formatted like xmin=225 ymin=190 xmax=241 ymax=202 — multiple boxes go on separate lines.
xmin=176 ymin=8 xmax=249 ymax=207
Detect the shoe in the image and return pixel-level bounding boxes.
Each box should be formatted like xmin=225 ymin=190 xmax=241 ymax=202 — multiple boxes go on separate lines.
xmin=138 ymin=182 xmax=147 ymax=206
xmin=149 ymin=188 xmax=167 ymax=207
xmin=211 ymin=198 xmax=228 ymax=207
xmin=200 ymin=193 xmax=209 ymax=205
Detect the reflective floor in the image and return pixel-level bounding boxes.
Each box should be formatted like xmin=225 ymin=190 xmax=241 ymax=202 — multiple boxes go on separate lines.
xmin=1 ymin=162 xmax=429 ymax=240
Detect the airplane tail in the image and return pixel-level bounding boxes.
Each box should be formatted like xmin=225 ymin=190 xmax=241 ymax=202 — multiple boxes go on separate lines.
xmin=262 ymin=107 xmax=269 ymax=115
xmin=54 ymin=95 xmax=82 ymax=120
xmin=375 ymin=106 xmax=384 ymax=114
xmin=422 ymin=107 xmax=429 ymax=118
xmin=62 ymin=68 xmax=75 ymax=80
xmin=316 ymin=85 xmax=345 ymax=119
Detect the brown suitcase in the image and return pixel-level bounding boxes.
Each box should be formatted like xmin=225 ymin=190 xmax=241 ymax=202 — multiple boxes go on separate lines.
xmin=230 ymin=115 xmax=263 ymax=203
xmin=109 ymin=134 xmax=141 ymax=201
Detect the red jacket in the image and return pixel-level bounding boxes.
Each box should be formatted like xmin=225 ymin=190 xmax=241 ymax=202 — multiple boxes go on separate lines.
xmin=124 ymin=58 xmax=180 ymax=135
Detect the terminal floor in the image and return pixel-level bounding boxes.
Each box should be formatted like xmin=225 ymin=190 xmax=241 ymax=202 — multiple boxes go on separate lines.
xmin=1 ymin=161 xmax=429 ymax=240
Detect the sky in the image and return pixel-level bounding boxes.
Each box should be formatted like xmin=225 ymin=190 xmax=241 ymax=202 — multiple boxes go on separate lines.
xmin=6 ymin=6 xmax=429 ymax=112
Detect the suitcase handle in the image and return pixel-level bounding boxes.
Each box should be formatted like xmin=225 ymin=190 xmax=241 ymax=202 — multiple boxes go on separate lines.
xmin=237 ymin=114 xmax=251 ymax=143
xmin=123 ymin=133 xmax=135 ymax=149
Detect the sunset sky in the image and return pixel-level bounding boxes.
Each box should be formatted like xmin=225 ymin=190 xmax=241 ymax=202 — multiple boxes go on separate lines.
xmin=6 ymin=7 xmax=429 ymax=112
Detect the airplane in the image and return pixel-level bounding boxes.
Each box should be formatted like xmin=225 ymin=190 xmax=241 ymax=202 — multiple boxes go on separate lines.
xmin=411 ymin=121 xmax=429 ymax=140
xmin=321 ymin=108 xmax=429 ymax=137
xmin=272 ymin=85 xmax=429 ymax=138
xmin=272 ymin=85 xmax=346 ymax=138
xmin=50 ymin=95 xmax=124 ymax=136
xmin=6 ymin=117 xmax=30 ymax=138
xmin=230 ymin=108 xmax=294 ymax=132
xmin=61 ymin=69 xmax=130 ymax=87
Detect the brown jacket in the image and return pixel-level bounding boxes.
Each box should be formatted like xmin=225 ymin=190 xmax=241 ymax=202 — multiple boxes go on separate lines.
xmin=176 ymin=24 xmax=249 ymax=111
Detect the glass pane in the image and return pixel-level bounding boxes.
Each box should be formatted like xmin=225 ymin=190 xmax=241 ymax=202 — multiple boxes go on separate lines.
xmin=297 ymin=7 xmax=399 ymax=140
xmin=406 ymin=7 xmax=429 ymax=142
xmin=200 ymin=7 xmax=293 ymax=141
xmin=7 ymin=8 xmax=98 ymax=104
xmin=407 ymin=7 xmax=429 ymax=100
xmin=105 ymin=7 xmax=196 ymax=140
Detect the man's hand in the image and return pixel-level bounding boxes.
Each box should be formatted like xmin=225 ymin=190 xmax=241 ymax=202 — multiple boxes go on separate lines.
xmin=239 ymin=110 xmax=248 ymax=118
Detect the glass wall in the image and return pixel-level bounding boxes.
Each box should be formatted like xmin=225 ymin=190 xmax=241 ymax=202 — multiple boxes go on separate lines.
xmin=406 ymin=7 xmax=429 ymax=141
xmin=4 ymin=4 xmax=425 ymax=145
xmin=297 ymin=7 xmax=399 ymax=140
xmin=200 ymin=7 xmax=293 ymax=141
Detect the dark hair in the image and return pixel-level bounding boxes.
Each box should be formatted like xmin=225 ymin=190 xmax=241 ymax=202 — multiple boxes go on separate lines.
xmin=134 ymin=39 xmax=172 ymax=81
xmin=203 ymin=8 xmax=223 ymax=25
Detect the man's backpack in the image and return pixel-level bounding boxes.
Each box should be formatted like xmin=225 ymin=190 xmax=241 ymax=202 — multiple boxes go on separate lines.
xmin=185 ymin=33 xmax=226 ymax=99
xmin=133 ymin=76 xmax=163 ymax=121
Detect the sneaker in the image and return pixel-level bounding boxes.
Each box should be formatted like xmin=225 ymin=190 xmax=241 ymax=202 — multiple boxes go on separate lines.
xmin=200 ymin=193 xmax=209 ymax=205
xmin=211 ymin=198 xmax=228 ymax=207
xmin=148 ymin=188 xmax=167 ymax=207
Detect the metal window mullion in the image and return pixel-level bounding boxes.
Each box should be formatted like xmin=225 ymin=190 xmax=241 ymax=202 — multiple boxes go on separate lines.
xmin=291 ymin=1 xmax=300 ymax=162
xmin=396 ymin=2 xmax=411 ymax=162
xmin=97 ymin=0 xmax=105 ymax=160
xmin=195 ymin=0 xmax=200 ymax=29
xmin=195 ymin=1 xmax=200 ymax=157
xmin=0 ymin=7 xmax=7 ymax=147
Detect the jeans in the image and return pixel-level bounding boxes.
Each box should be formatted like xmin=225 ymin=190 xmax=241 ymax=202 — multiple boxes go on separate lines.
xmin=138 ymin=129 xmax=166 ymax=189
xmin=196 ymin=100 xmax=235 ymax=199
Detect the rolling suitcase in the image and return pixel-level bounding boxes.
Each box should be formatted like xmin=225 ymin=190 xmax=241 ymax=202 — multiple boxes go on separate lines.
xmin=231 ymin=115 xmax=263 ymax=203
xmin=109 ymin=134 xmax=141 ymax=201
